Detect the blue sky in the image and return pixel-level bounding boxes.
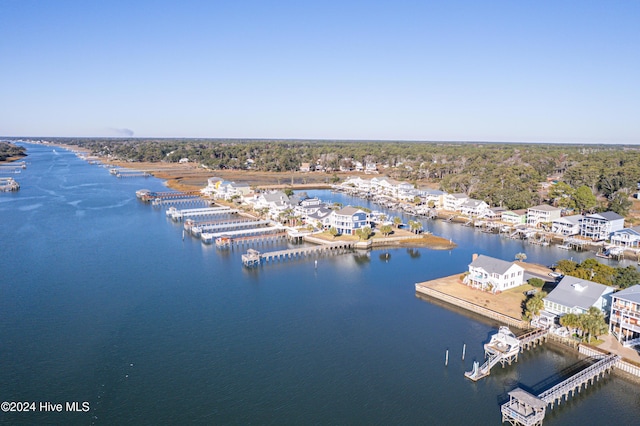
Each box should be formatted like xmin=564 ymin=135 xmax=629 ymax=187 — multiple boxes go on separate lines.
xmin=1 ymin=0 xmax=639 ymax=143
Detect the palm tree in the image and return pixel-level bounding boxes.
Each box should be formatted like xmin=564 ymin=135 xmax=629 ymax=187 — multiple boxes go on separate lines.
xmin=524 ymin=292 xmax=546 ymax=322
xmin=408 ymin=220 xmax=423 ymax=234
xmin=329 ymin=226 xmax=338 ymax=239
xmin=379 ymin=224 xmax=392 ymax=237
xmin=393 ymin=216 xmax=402 ymax=228
xmin=515 ymin=252 xmax=527 ymax=262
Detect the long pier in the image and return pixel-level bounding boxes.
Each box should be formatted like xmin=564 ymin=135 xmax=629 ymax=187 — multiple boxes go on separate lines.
xmin=136 ymin=189 xmax=202 ymax=202
xmin=166 ymin=206 xmax=238 ymax=221
xmin=241 ymin=241 xmax=354 ymax=267
xmin=500 ymin=354 xmax=619 ymax=426
xmin=216 ymin=232 xmax=288 ymax=248
xmin=201 ymin=225 xmax=283 ymax=244
xmin=194 ymin=220 xmax=271 ymax=236
xmin=152 ymin=197 xmax=206 ymax=207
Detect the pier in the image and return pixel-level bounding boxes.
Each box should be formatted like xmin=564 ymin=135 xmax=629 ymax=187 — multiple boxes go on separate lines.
xmin=0 ymin=177 xmax=20 ymax=192
xmin=194 ymin=219 xmax=271 ymax=236
xmin=166 ymin=206 xmax=238 ymax=221
xmin=465 ymin=327 xmax=549 ymax=381
xmin=215 ymin=232 xmax=288 ymax=248
xmin=110 ymin=168 xmax=150 ymax=178
xmin=136 ymin=189 xmax=202 ymax=202
xmin=201 ymin=225 xmax=283 ymax=244
xmin=152 ymin=196 xmax=206 ymax=207
xmin=242 ymin=241 xmax=354 ymax=267
xmin=500 ymin=354 xmax=619 ymax=426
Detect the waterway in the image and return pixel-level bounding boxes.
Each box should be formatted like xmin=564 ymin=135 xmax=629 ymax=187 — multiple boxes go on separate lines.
xmin=1 ymin=143 xmax=639 ymax=425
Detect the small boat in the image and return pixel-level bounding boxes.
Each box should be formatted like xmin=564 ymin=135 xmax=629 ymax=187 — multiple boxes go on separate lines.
xmin=556 ymin=244 xmax=571 ymax=250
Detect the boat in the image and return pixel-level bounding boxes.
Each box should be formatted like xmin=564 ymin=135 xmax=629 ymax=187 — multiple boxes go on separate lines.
xmin=556 ymin=244 xmax=571 ymax=250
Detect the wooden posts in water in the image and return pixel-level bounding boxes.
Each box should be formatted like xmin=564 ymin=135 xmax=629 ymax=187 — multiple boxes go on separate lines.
xmin=462 ymin=344 xmax=466 ymax=361
xmin=445 ymin=350 xmax=449 ymax=366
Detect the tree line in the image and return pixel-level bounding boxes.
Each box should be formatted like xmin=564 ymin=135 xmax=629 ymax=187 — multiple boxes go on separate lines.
xmin=0 ymin=142 xmax=26 ymax=162
xmin=16 ymin=138 xmax=640 ymax=216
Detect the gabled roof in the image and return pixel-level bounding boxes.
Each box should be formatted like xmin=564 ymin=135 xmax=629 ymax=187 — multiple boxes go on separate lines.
xmin=585 ymin=211 xmax=624 ymax=221
xmin=611 ymin=227 xmax=640 ymax=237
xmin=262 ymin=191 xmax=289 ymax=203
xmin=612 ymin=285 xmax=640 ymax=304
xmin=528 ymin=204 xmax=562 ymax=212
xmin=448 ymin=193 xmax=468 ymax=199
xmin=336 ymin=206 xmax=364 ymax=216
xmin=470 ymin=255 xmax=522 ymax=275
xmin=553 ymin=214 xmax=584 ymax=225
xmin=461 ymin=199 xmax=488 ymax=208
xmin=545 ymin=276 xmax=613 ymax=310
xmin=307 ymin=207 xmax=333 ymax=220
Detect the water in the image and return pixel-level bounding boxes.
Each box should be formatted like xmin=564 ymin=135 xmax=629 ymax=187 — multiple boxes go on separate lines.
xmin=1 ymin=143 xmax=639 ymax=425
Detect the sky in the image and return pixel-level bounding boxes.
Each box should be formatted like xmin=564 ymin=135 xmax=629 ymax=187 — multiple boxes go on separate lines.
xmin=1 ymin=0 xmax=639 ymax=143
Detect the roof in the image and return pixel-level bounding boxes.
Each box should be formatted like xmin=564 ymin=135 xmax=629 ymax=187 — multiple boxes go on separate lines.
xmin=336 ymin=206 xmax=364 ymax=216
xmin=612 ymin=285 xmax=640 ymax=304
xmin=262 ymin=191 xmax=289 ymax=203
xmin=448 ymin=193 xmax=468 ymax=199
xmin=528 ymin=204 xmax=562 ymax=212
xmin=461 ymin=199 xmax=487 ymax=208
xmin=508 ymin=388 xmax=547 ymax=410
xmin=470 ymin=255 xmax=522 ymax=275
xmin=586 ymin=211 xmax=624 ymax=221
xmin=553 ymin=214 xmax=584 ymax=225
xmin=545 ymin=276 xmax=613 ymax=310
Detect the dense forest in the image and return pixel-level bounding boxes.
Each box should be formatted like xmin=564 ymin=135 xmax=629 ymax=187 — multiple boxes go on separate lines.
xmin=16 ymin=138 xmax=640 ymax=215
xmin=0 ymin=141 xmax=26 ymax=161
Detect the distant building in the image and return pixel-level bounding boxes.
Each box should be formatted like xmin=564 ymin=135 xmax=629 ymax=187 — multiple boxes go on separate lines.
xmin=300 ymin=162 xmax=311 ymax=172
xmin=444 ymin=193 xmax=468 ymax=212
xmin=551 ymin=214 xmax=584 ymax=236
xmin=501 ymin=209 xmax=527 ymax=225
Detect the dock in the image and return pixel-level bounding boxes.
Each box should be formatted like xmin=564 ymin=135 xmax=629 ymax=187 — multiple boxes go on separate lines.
xmin=242 ymin=241 xmax=354 ymax=267
xmin=0 ymin=177 xmax=20 ymax=192
xmin=166 ymin=206 xmax=238 ymax=221
xmin=152 ymin=196 xmax=206 ymax=208
xmin=500 ymin=354 xmax=619 ymax=426
xmin=465 ymin=327 xmax=549 ymax=381
xmin=136 ymin=189 xmax=202 ymax=202
xmin=193 ymin=219 xmax=271 ymax=236
xmin=201 ymin=225 xmax=283 ymax=244
xmin=110 ymin=168 xmax=150 ymax=178
xmin=215 ymin=232 xmax=288 ymax=248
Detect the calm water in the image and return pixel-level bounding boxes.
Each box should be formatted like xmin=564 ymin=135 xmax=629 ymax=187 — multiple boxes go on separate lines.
xmin=1 ymin=143 xmax=639 ymax=425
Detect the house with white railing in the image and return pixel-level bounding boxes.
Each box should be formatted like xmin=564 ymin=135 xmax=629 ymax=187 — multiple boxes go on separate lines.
xmin=444 ymin=193 xmax=468 ymax=212
xmin=610 ymin=285 xmax=640 ymax=346
xmin=579 ymin=211 xmax=625 ymax=241
xmin=501 ymin=209 xmax=527 ymax=225
xmin=551 ymin=214 xmax=584 ymax=236
xmin=526 ymin=205 xmax=562 ymax=228
xmin=460 ymin=199 xmax=490 ymax=217
xmin=330 ymin=206 xmax=368 ymax=235
xmin=464 ymin=254 xmax=525 ymax=293
xmin=610 ymin=226 xmax=640 ymax=248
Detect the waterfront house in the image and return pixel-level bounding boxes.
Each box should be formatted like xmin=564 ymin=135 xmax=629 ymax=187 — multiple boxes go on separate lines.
xmin=459 ymin=199 xmax=490 ymax=217
xmin=300 ymin=162 xmax=311 ymax=172
xmin=364 ymin=162 xmax=378 ymax=174
xmin=200 ymin=177 xmax=225 ymax=196
xmin=444 ymin=193 xmax=468 ymax=212
xmin=464 ymin=254 xmax=525 ymax=293
xmin=542 ymin=276 xmax=614 ymax=318
xmin=526 ymin=205 xmax=562 ymax=228
xmin=610 ymin=226 xmax=640 ymax=248
xmin=415 ymin=189 xmax=446 ymax=209
xmin=609 ymin=285 xmax=640 ymax=346
xmin=330 ymin=206 xmax=368 ymax=235
xmin=306 ymin=207 xmax=334 ymax=230
xmin=501 ymin=209 xmax=527 ymax=225
xmin=485 ymin=207 xmax=506 ymax=220
xmin=579 ymin=211 xmax=625 ymax=241
xmin=551 ymin=214 xmax=584 ymax=236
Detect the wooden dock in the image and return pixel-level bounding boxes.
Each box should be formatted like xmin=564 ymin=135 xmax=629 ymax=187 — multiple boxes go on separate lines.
xmin=216 ymin=232 xmax=288 ymax=248
xmin=167 ymin=206 xmax=238 ymax=221
xmin=201 ymin=225 xmax=283 ymax=244
xmin=242 ymin=241 xmax=354 ymax=267
xmin=465 ymin=327 xmax=549 ymax=381
xmin=136 ymin=189 xmax=202 ymax=202
xmin=500 ymin=354 xmax=620 ymax=426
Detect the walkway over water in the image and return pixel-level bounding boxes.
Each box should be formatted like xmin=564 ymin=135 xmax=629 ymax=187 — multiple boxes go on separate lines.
xmin=166 ymin=206 xmax=238 ymax=221
xmin=201 ymin=225 xmax=283 ymax=244
xmin=242 ymin=241 xmax=354 ymax=267
xmin=500 ymin=354 xmax=619 ymax=426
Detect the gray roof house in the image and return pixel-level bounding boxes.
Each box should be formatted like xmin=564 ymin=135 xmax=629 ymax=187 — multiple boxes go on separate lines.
xmin=609 ymin=285 xmax=640 ymax=345
xmin=465 ymin=254 xmax=525 ymax=293
xmin=543 ymin=276 xmax=614 ymax=317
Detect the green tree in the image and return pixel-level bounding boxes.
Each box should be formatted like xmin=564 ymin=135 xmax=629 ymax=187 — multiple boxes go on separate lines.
xmin=573 ymin=185 xmax=597 ymax=213
xmin=355 ymin=226 xmax=372 ymax=241
xmin=379 ymin=224 xmax=393 ymax=237
xmin=528 ymin=278 xmax=545 ymax=288
xmin=408 ymin=220 xmax=423 ymax=234
xmin=393 ymin=217 xmax=402 ymax=228
xmin=524 ymin=292 xmax=546 ymax=322
xmin=515 ymin=252 xmax=527 ymax=262
xmin=614 ymin=266 xmax=640 ymax=289
xmin=329 ymin=226 xmax=338 ymax=239
xmin=608 ymin=191 xmax=632 ymax=216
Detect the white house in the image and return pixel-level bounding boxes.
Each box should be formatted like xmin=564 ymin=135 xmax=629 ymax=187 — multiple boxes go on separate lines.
xmin=200 ymin=177 xmax=225 ymax=196
xmin=459 ymin=199 xmax=490 ymax=217
xmin=543 ymin=276 xmax=614 ymax=317
xmin=444 ymin=193 xmax=468 ymax=212
xmin=609 ymin=285 xmax=640 ymax=345
xmin=464 ymin=254 xmax=525 ymax=293
xmin=527 ymin=205 xmax=562 ymax=228
xmin=551 ymin=214 xmax=584 ymax=236
xmin=580 ymin=211 xmax=625 ymax=241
